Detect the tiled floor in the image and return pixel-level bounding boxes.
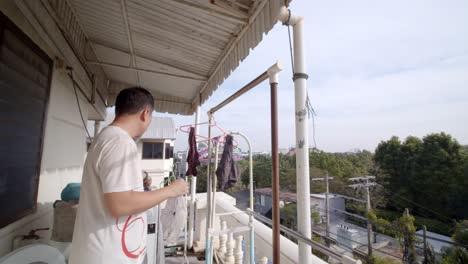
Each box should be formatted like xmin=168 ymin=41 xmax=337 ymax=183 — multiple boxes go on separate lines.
xmin=165 ymin=256 xmax=205 ymax=264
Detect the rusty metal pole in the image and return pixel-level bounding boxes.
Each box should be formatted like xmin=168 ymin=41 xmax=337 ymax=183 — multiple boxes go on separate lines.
xmin=268 ymin=62 xmax=283 ymax=264
xmin=270 ymin=82 xmax=280 ymax=264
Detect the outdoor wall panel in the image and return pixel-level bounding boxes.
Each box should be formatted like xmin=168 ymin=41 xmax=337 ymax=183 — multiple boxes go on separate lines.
xmin=0 ymin=12 xmax=52 ymax=228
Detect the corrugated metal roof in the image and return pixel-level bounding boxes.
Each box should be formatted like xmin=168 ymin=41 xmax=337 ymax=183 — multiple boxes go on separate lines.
xmin=87 ymin=115 xmax=176 ymax=140
xmin=48 ymin=0 xmax=290 ymax=115
xmin=141 ymin=117 xmax=176 ymax=140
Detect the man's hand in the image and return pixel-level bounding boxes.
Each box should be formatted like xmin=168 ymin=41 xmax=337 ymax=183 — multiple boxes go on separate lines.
xmin=104 ymin=178 xmax=188 ymax=217
xmin=168 ymin=179 xmax=189 ymax=198
xmin=143 ymin=174 xmax=152 ymax=191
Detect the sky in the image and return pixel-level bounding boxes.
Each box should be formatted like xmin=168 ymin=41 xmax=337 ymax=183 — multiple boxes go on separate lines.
xmin=157 ymin=0 xmax=468 ymax=153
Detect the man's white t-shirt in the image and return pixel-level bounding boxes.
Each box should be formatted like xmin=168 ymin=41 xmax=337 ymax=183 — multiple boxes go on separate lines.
xmin=69 ymin=126 xmax=147 ymax=264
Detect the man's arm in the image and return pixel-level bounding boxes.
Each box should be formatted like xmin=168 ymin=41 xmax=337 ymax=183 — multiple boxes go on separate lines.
xmin=104 ymin=179 xmax=188 ymax=217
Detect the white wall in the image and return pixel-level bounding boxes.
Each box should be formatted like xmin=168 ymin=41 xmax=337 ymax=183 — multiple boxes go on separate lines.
xmin=0 ymin=1 xmax=102 ymax=257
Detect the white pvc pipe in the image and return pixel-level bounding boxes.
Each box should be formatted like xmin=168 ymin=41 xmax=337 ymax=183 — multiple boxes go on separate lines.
xmin=194 ymin=105 xmax=201 ymax=135
xmin=205 ymin=115 xmax=213 ymax=262
xmin=277 ymin=7 xmax=313 ymax=264
xmin=188 ymin=176 xmax=197 ymax=249
xmin=209 ymin=141 xmax=220 ymax=261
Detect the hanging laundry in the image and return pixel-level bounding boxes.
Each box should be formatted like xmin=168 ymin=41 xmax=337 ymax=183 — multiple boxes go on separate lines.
xmin=186 ymin=127 xmax=200 ymax=176
xmin=216 ymin=135 xmax=240 ymax=191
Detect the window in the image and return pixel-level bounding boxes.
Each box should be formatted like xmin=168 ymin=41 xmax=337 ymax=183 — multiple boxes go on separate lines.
xmin=142 ymin=142 xmax=163 ymax=159
xmin=260 ymin=195 xmax=265 ymax=206
xmin=0 ymin=12 xmax=52 ymax=228
xmin=164 ymin=143 xmax=174 ymax=159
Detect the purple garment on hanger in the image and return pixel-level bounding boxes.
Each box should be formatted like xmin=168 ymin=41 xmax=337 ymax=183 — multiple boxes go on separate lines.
xmin=186 ymin=127 xmax=200 ymax=176
xmin=216 ymin=135 xmax=240 ymax=190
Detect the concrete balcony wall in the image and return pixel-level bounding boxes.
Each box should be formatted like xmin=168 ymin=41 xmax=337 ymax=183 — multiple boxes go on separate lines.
xmin=193 ymin=192 xmax=327 ymax=264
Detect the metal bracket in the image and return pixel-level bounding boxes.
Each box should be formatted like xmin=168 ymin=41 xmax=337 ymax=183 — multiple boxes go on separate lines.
xmin=293 ymin=72 xmax=309 ymax=81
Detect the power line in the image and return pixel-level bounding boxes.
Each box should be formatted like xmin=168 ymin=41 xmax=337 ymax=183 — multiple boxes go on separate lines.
xmin=380 ymin=191 xmax=437 ymax=221
xmin=69 ymin=70 xmax=92 ymax=142
xmin=377 ymin=185 xmax=453 ymax=222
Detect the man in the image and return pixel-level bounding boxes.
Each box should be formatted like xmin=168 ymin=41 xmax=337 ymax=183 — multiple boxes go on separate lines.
xmin=69 ymin=87 xmax=188 ymax=264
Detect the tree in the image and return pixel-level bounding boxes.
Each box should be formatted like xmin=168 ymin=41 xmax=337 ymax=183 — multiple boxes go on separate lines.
xmin=374 ymin=133 xmax=468 ymax=219
xmin=441 ymin=247 xmax=468 ymax=264
xmin=452 ymin=220 xmax=468 ymax=245
xmin=441 ymin=220 xmax=468 ymax=264
xmin=368 ymin=211 xmax=397 ymax=237
xmin=396 ymin=210 xmax=418 ymax=264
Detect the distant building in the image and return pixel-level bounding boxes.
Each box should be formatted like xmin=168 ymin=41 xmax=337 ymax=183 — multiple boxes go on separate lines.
xmin=255 ymin=188 xmax=297 ymax=215
xmin=254 ymin=188 xmax=345 ymax=224
xmin=138 ymin=117 xmax=176 ymax=184
xmin=310 ymin=193 xmax=346 ymax=223
xmin=279 ymin=148 xmax=289 ymax=155
xmin=286 ymin=148 xmax=296 ymax=157
xmin=88 ymin=116 xmax=176 ymax=184
xmin=252 ymin=151 xmax=270 ymax=156
xmin=415 ymin=230 xmax=453 ymax=254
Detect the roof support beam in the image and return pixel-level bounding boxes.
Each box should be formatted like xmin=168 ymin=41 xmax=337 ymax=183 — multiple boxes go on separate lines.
xmin=86 ymin=61 xmax=207 ymax=82
xmin=88 ymin=40 xmax=208 ymax=79
xmin=120 ymin=0 xmax=140 ymax=86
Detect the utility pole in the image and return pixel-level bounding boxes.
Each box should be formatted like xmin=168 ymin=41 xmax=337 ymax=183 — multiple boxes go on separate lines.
xmin=312 ymin=171 xmax=334 ymax=245
xmin=348 ymin=176 xmax=377 ymax=258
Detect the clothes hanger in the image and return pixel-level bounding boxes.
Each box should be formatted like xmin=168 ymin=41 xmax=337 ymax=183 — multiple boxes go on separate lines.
xmin=178 ymin=118 xmax=238 ymax=146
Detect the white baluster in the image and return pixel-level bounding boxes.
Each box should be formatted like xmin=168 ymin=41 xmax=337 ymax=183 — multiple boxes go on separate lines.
xmin=258 ymin=256 xmax=268 ymax=264
xmin=234 ymin=235 xmax=243 ymax=264
xmin=218 ymin=221 xmax=228 ymax=257
xmin=224 ymin=232 xmax=235 ymax=264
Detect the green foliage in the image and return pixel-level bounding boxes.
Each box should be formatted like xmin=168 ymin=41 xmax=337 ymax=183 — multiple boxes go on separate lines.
xmin=422 ymin=243 xmax=437 ymax=264
xmin=462 ymin=145 xmax=468 ymax=153
xmin=441 ymin=247 xmax=468 ymax=264
xmin=311 ymin=210 xmax=320 ymax=225
xmin=280 ymin=203 xmax=297 ymax=229
xmin=374 ymin=133 xmax=468 ymax=219
xmin=452 ymin=220 xmax=468 ymax=245
xmin=196 ymin=164 xmax=208 ymax=192
xmin=368 ymin=211 xmax=397 ymax=237
xmin=311 ymin=234 xmax=328 ymax=261
xmin=366 ymin=255 xmax=399 ymax=264
xmin=376 ymin=209 xmax=452 ymax=236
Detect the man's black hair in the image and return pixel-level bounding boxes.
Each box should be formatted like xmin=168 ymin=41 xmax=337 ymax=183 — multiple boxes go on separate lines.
xmin=115 ymin=87 xmax=154 ymax=116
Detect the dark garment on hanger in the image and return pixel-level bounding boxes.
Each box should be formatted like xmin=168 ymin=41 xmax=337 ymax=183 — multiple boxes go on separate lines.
xmin=216 ymin=135 xmax=240 ymax=191
xmin=186 ymin=127 xmax=200 ymax=176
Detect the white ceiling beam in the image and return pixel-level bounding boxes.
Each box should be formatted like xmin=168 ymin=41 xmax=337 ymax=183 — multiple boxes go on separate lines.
xmin=89 ymin=40 xmax=208 ymax=79
xmin=87 ymin=61 xmax=207 ymax=82
xmin=120 ymin=0 xmax=140 ymax=86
